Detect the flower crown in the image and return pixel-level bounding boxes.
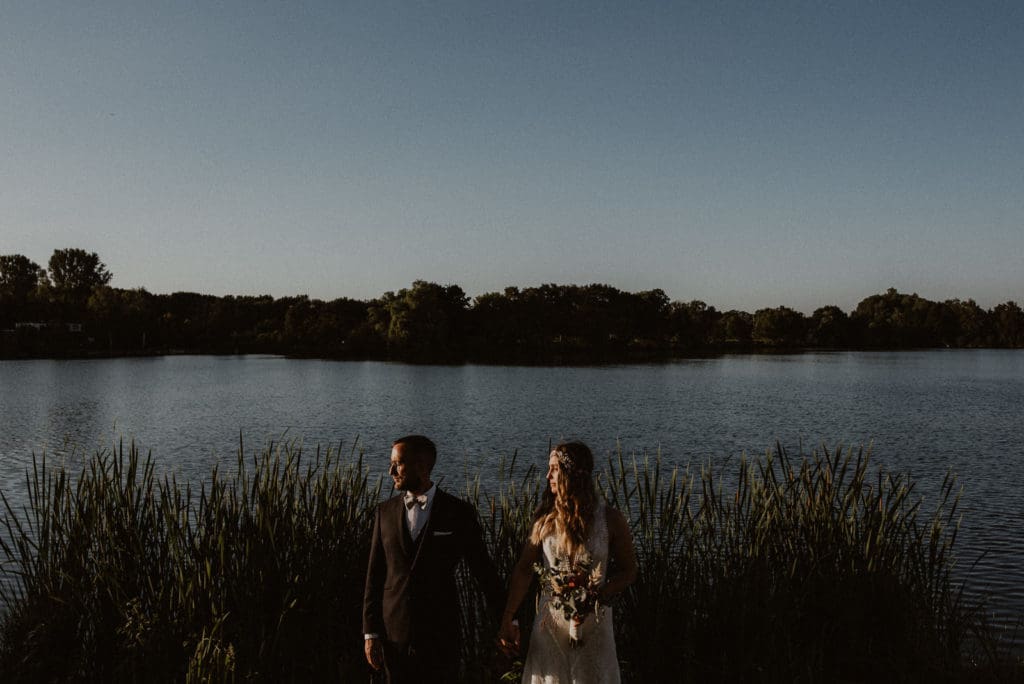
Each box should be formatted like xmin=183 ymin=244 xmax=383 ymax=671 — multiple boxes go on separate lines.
xmin=554 ymin=446 xmax=589 ymax=474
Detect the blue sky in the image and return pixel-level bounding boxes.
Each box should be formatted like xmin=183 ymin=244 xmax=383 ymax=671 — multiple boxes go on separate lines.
xmin=2 ymin=1 xmax=1021 ymax=313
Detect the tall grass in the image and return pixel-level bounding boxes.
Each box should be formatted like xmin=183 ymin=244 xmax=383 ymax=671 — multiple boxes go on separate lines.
xmin=599 ymin=445 xmax=993 ymax=682
xmin=0 ymin=440 xmax=381 ymax=681
xmin=1 ymin=441 xmax=1018 ymax=682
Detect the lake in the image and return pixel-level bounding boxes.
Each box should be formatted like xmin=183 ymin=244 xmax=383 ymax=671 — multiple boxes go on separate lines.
xmin=1 ymin=351 xmax=1022 ymax=633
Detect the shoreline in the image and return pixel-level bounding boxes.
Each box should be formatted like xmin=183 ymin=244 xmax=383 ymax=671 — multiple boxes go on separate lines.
xmin=1 ymin=344 xmax=1013 ymax=366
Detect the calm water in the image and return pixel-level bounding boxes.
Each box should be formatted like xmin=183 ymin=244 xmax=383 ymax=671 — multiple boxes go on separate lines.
xmin=1 ymin=352 xmax=1022 ymax=631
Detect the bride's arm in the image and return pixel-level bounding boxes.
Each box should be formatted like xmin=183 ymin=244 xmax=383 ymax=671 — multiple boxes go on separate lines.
xmin=498 ymin=533 xmax=541 ymax=649
xmin=601 ymin=506 xmax=638 ymax=600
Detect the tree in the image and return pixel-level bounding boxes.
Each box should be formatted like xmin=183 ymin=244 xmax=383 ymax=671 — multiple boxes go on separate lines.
xmin=852 ymin=288 xmax=928 ymax=347
xmin=282 ymin=296 xmax=364 ymax=355
xmin=753 ymin=306 xmax=806 ymax=346
xmin=628 ymin=289 xmax=670 ymax=347
xmin=714 ymin=310 xmax=753 ymax=344
xmin=87 ymin=287 xmax=155 ymax=351
xmin=48 ymin=248 xmax=112 ymax=301
xmin=991 ymin=301 xmax=1024 ymax=348
xmin=470 ymin=290 xmax=522 ymax=354
xmin=0 ymin=254 xmax=47 ymax=326
xmin=943 ymin=299 xmax=989 ymax=347
xmin=575 ymin=284 xmax=631 ymax=348
xmin=0 ymin=254 xmax=44 ymax=302
xmin=668 ymin=300 xmax=720 ymax=349
xmin=808 ymin=306 xmax=849 ymax=347
xmin=376 ymin=281 xmax=469 ymax=360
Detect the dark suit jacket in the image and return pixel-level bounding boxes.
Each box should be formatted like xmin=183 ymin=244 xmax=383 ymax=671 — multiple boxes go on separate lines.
xmin=363 ymin=488 xmax=503 ymax=657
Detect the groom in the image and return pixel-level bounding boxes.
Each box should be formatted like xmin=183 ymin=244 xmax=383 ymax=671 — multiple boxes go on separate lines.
xmin=363 ymin=435 xmax=504 ymax=683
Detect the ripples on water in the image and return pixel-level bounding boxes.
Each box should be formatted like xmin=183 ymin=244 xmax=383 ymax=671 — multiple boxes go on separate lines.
xmin=1 ymin=351 xmax=1022 ymax=633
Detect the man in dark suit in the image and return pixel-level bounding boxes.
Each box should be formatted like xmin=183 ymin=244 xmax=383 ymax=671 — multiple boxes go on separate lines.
xmin=363 ymin=435 xmax=504 ymax=683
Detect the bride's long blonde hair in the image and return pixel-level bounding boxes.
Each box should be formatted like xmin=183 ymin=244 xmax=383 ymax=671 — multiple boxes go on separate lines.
xmin=530 ymin=441 xmax=598 ymax=560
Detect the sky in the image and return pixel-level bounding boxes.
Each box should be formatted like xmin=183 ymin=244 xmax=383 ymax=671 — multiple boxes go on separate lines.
xmin=1 ymin=1 xmax=1022 ymax=314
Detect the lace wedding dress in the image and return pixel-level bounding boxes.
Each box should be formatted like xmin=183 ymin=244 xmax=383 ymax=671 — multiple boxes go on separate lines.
xmin=521 ymin=505 xmax=620 ymax=684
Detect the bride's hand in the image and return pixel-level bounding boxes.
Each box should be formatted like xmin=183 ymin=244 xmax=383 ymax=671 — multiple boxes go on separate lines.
xmin=497 ymin=615 xmax=520 ymax=654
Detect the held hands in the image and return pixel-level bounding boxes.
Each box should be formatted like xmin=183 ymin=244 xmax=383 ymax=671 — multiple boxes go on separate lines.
xmin=497 ymin=615 xmax=521 ymax=655
xmin=364 ymin=637 xmax=383 ymax=671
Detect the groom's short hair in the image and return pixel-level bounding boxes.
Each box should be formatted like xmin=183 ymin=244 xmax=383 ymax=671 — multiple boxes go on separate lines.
xmin=393 ymin=435 xmax=437 ymax=469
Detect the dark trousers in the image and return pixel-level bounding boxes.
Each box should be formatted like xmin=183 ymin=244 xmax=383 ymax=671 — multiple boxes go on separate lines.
xmin=382 ymin=639 xmax=459 ymax=684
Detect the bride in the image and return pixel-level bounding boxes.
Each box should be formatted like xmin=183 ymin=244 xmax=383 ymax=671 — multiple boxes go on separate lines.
xmin=498 ymin=442 xmax=637 ymax=683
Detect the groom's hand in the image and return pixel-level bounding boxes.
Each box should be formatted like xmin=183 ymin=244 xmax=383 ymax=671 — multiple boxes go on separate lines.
xmin=364 ymin=637 xmax=383 ymax=670
xmin=497 ymin=619 xmax=520 ymax=655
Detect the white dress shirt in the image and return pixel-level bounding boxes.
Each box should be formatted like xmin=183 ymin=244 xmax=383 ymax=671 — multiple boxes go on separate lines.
xmin=404 ymin=482 xmax=436 ymax=540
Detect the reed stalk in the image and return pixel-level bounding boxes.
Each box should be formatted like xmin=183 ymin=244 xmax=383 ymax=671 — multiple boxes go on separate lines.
xmin=0 ymin=440 xmax=1017 ymax=682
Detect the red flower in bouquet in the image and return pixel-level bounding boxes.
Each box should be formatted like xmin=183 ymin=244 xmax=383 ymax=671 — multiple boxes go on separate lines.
xmin=533 ymin=557 xmax=604 ymax=648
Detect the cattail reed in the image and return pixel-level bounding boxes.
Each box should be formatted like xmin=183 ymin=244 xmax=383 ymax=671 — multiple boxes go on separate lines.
xmin=1 ymin=441 xmax=1018 ymax=682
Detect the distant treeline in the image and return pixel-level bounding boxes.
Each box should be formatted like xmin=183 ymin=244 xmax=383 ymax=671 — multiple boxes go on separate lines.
xmin=2 ymin=249 xmax=1023 ymax=361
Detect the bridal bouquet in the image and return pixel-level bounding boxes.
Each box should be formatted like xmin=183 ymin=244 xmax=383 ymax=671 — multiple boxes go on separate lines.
xmin=533 ymin=557 xmax=604 ymax=648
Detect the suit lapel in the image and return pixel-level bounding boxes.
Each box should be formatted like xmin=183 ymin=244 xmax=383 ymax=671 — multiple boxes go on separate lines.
xmin=392 ymin=496 xmax=415 ymax=559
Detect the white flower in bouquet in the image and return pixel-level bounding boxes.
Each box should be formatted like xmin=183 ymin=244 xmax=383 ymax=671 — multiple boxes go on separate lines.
xmin=533 ymin=557 xmax=604 ymax=648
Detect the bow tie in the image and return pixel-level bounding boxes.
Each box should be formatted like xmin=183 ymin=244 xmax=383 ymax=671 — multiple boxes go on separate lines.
xmin=405 ymin=493 xmax=428 ymax=510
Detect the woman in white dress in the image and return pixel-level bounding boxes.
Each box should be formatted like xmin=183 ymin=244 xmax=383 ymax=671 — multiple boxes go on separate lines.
xmin=498 ymin=442 xmax=637 ymax=683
